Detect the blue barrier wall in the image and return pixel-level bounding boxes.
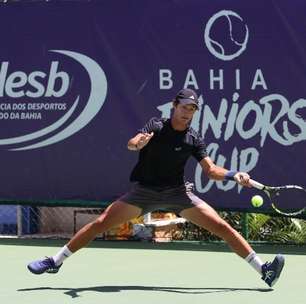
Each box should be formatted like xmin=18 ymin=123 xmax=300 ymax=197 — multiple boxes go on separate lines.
xmin=0 ymin=0 xmax=305 ymax=213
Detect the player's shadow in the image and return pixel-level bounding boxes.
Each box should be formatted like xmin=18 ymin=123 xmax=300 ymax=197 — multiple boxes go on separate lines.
xmin=18 ymin=285 xmax=272 ymax=298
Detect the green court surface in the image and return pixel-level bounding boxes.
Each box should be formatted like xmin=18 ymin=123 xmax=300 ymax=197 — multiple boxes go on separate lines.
xmin=1 ymin=240 xmax=306 ymax=304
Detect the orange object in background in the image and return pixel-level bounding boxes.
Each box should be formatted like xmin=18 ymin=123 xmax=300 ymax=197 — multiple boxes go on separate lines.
xmin=104 ymin=212 xmax=183 ymax=241
xmin=151 ymin=212 xmax=181 ymax=242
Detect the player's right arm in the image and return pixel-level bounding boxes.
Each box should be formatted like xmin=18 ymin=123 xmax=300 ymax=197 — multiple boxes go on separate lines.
xmin=199 ymin=156 xmax=251 ymax=187
xmin=127 ymin=132 xmax=154 ymax=151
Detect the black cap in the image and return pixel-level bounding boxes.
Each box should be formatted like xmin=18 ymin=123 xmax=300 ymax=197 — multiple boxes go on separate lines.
xmin=175 ymin=88 xmax=199 ymax=109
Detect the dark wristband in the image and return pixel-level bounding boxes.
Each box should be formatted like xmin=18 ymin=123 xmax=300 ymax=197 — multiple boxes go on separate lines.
xmin=224 ymin=171 xmax=237 ymax=181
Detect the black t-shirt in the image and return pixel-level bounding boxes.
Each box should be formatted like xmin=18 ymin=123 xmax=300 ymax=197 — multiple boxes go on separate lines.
xmin=130 ymin=117 xmax=208 ymax=187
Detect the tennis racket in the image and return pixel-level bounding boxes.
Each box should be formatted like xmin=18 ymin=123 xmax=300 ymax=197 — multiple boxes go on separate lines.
xmin=249 ymin=179 xmax=306 ymax=216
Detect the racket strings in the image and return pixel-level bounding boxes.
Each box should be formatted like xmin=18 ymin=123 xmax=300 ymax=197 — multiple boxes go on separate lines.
xmin=271 ymin=187 xmax=306 ymax=212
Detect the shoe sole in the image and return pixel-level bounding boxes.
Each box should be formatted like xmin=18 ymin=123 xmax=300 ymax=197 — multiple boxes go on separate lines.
xmin=270 ymin=254 xmax=285 ymax=287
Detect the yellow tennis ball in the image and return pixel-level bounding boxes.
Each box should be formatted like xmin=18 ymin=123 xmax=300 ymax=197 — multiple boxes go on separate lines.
xmin=251 ymin=195 xmax=263 ymax=207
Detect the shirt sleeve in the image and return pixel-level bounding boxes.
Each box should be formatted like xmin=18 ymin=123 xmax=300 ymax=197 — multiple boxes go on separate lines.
xmin=192 ymin=135 xmax=208 ymax=162
xmin=138 ymin=117 xmax=163 ymax=134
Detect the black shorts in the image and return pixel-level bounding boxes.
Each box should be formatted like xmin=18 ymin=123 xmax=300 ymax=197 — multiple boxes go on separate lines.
xmin=119 ymin=182 xmax=205 ymax=215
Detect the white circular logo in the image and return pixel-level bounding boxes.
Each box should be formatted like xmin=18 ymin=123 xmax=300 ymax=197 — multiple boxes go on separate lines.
xmin=204 ymin=10 xmax=249 ymax=61
xmin=0 ymin=50 xmax=107 ymax=151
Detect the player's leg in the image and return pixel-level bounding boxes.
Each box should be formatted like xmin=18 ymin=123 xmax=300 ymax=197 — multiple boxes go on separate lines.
xmin=27 ymin=200 xmax=142 ymax=274
xmin=180 ymin=201 xmax=284 ymax=287
xmin=67 ymin=200 xmax=142 ymax=252
xmin=180 ymin=202 xmax=252 ymax=257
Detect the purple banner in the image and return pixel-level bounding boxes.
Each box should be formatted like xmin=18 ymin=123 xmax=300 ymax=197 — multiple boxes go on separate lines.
xmin=0 ymin=0 xmax=305 ymax=212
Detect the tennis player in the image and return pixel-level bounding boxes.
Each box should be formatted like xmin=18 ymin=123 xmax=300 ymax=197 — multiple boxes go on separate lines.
xmin=27 ymin=88 xmax=284 ymax=287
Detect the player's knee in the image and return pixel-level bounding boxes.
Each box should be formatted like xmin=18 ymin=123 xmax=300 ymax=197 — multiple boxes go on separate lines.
xmin=91 ymin=217 xmax=107 ymax=233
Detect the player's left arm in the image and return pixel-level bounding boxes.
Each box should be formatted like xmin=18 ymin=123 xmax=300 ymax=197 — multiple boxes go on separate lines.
xmin=127 ymin=132 xmax=154 ymax=151
xmin=199 ymin=156 xmax=251 ymax=187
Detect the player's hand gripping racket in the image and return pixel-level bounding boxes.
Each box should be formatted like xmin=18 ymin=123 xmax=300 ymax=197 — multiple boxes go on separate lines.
xmin=249 ymin=179 xmax=306 ymax=216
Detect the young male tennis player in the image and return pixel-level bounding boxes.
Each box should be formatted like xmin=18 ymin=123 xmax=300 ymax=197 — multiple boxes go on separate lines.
xmin=27 ymin=88 xmax=284 ymax=287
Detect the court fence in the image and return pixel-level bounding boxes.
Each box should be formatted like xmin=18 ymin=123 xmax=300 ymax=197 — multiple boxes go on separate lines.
xmin=1 ymin=200 xmax=306 ymax=244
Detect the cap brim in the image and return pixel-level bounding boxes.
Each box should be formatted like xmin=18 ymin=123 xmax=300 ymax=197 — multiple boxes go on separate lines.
xmin=179 ymin=99 xmax=199 ymax=109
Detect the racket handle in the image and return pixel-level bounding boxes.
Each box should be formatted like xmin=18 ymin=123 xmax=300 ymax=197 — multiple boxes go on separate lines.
xmin=249 ymin=179 xmax=265 ymax=190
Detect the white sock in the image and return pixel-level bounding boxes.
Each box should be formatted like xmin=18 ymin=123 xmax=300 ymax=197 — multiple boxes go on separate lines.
xmin=52 ymin=245 xmax=73 ymax=266
xmin=245 ymin=251 xmax=264 ymax=275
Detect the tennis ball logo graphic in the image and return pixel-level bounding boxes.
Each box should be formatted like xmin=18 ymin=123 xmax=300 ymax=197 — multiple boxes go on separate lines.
xmin=204 ymin=10 xmax=249 ymax=61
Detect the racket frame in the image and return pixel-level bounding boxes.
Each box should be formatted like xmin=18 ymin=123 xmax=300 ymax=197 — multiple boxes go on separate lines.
xmin=249 ymin=179 xmax=306 ymax=216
